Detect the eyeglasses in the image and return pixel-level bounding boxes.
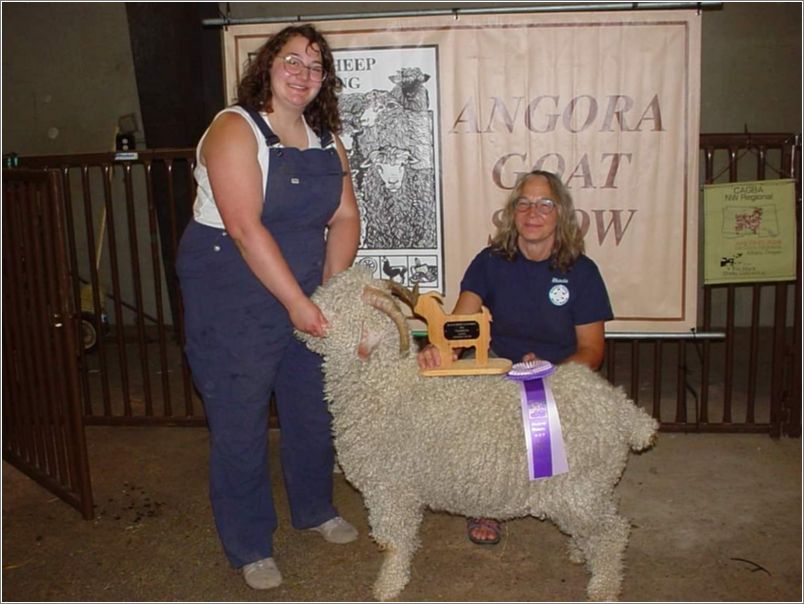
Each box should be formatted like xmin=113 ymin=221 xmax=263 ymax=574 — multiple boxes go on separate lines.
xmin=514 ymin=197 xmax=556 ymax=215
xmin=281 ymin=55 xmax=327 ymax=82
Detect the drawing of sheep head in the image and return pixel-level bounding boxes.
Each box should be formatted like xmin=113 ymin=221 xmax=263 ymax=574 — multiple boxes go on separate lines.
xmin=389 ymin=66 xmax=430 ymax=87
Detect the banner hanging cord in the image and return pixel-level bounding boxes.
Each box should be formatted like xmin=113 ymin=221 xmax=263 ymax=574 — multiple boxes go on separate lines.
xmin=201 ymin=1 xmax=722 ymax=27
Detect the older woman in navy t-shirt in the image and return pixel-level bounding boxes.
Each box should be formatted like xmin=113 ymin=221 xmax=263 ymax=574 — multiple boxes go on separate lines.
xmin=417 ymin=169 xmax=613 ymax=545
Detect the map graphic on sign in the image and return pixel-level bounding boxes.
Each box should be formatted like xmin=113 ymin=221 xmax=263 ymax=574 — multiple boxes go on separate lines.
xmin=721 ymin=205 xmax=779 ymax=238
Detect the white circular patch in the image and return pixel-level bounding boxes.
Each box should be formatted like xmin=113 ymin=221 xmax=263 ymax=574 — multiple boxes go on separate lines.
xmin=548 ymin=284 xmax=570 ymax=306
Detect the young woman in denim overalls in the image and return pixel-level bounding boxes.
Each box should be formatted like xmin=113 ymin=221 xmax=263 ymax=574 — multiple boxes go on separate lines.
xmin=176 ymin=25 xmax=360 ymax=590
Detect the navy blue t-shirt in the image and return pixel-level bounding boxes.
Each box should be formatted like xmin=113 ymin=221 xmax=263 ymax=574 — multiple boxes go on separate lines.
xmin=460 ymin=247 xmax=613 ymax=363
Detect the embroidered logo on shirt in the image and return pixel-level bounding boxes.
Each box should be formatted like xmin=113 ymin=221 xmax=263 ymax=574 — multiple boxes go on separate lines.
xmin=548 ymin=284 xmax=570 ymax=306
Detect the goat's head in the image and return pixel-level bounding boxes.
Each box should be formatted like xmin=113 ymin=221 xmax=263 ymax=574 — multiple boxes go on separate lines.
xmin=296 ymin=266 xmax=412 ymax=362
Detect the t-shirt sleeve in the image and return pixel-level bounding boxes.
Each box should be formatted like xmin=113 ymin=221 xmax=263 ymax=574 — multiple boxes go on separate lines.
xmin=460 ymin=249 xmax=491 ymax=300
xmin=573 ymin=259 xmax=614 ymax=325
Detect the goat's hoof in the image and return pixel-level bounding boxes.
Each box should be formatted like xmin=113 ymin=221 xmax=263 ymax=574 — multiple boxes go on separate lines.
xmin=373 ymin=586 xmax=402 ymax=602
xmin=568 ymin=550 xmax=585 ymax=565
xmin=587 ymin=582 xmax=620 ymax=601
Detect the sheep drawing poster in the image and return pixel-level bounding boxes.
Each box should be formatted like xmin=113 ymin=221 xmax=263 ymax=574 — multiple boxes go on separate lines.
xmin=334 ymin=46 xmax=443 ymax=291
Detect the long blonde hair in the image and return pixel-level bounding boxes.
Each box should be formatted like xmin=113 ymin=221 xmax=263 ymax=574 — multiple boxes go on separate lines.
xmin=490 ymin=170 xmax=585 ymax=272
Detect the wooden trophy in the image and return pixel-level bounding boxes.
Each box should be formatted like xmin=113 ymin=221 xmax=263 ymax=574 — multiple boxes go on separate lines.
xmin=413 ymin=292 xmax=512 ymax=377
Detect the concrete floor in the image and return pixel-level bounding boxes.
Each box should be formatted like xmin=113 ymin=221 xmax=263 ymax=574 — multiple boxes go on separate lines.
xmin=2 ymin=425 xmax=801 ymax=602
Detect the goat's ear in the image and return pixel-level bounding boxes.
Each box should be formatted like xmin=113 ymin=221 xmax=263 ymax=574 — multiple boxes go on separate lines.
xmin=357 ymin=322 xmax=383 ymax=361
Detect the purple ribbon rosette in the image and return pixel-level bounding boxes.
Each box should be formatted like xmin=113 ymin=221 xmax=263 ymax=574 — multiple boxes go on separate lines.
xmin=507 ymin=360 xmax=569 ymax=480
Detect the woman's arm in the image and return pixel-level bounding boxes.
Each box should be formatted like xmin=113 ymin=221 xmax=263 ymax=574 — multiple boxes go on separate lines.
xmin=564 ymin=321 xmax=606 ymax=370
xmin=203 ymin=112 xmax=328 ymax=336
xmin=323 ymin=135 xmax=360 ymax=282
xmin=521 ymin=322 xmax=605 ymax=370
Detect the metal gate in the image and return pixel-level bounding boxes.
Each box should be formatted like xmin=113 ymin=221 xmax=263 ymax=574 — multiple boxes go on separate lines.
xmin=14 ymin=133 xmax=803 ymax=437
xmin=2 ymin=169 xmax=94 ymax=519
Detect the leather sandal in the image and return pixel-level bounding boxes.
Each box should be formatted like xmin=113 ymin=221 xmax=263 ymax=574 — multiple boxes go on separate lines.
xmin=467 ymin=517 xmax=502 ymax=545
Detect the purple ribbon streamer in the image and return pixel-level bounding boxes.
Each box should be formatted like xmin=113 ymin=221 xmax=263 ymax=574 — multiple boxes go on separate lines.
xmin=513 ymin=375 xmax=569 ymax=480
xmin=522 ymin=378 xmax=553 ymax=478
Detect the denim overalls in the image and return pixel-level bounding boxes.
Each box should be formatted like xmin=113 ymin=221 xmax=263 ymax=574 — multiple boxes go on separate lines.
xmin=176 ymin=107 xmax=343 ymax=567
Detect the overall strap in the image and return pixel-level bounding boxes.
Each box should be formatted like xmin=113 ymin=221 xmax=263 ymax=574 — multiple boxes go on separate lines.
xmin=237 ymin=104 xmax=334 ymax=150
xmin=237 ymin=104 xmax=281 ymax=147
xmin=319 ymin=128 xmax=333 ymax=148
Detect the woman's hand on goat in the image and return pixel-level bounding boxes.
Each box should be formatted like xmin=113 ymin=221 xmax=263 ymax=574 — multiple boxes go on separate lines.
xmin=417 ymin=344 xmax=460 ymax=370
xmin=417 ymin=344 xmax=441 ymax=369
xmin=290 ymin=297 xmax=329 ymax=337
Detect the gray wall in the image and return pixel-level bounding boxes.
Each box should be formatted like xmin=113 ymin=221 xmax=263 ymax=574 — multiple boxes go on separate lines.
xmin=2 ymin=2 xmax=143 ymax=155
xmin=3 ymin=2 xmax=800 ymax=156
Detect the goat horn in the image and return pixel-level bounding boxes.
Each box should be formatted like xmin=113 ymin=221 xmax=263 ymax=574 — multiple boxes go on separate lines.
xmin=384 ymin=280 xmax=420 ymax=310
xmin=362 ymin=285 xmax=410 ymax=356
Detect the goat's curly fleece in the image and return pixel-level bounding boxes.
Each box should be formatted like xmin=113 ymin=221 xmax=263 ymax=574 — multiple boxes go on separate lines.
xmin=298 ymin=266 xmax=658 ymax=601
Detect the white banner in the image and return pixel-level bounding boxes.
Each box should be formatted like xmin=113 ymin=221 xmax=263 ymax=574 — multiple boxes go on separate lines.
xmin=223 ymin=10 xmax=701 ymax=332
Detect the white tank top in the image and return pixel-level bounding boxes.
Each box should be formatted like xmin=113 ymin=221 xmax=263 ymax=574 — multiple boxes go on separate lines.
xmin=192 ymin=105 xmax=324 ymax=228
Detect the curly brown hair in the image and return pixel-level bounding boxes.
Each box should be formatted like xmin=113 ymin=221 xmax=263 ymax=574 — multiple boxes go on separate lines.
xmin=236 ymin=24 xmax=342 ymax=136
xmin=490 ymin=170 xmax=585 ymax=273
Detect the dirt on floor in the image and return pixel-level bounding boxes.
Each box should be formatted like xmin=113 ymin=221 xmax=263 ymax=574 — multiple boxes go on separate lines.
xmin=2 ymin=425 xmax=801 ymax=602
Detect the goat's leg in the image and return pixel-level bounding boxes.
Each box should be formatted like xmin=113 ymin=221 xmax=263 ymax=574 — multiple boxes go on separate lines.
xmin=365 ymin=492 xmax=424 ymax=601
xmin=583 ymin=511 xmax=630 ymax=601
xmin=551 ymin=502 xmax=630 ymax=601
xmin=567 ymin=535 xmax=586 ymax=564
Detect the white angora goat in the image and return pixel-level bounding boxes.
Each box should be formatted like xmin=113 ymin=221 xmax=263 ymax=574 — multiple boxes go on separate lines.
xmin=297 ymin=266 xmax=658 ymax=601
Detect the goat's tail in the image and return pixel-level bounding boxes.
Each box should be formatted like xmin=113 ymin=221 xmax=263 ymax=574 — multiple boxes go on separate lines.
xmin=626 ymin=404 xmax=660 ymax=452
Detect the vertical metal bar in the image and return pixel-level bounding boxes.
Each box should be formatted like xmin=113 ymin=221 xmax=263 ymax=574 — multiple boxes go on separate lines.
xmin=39 ymin=173 xmax=71 ymax=486
xmin=745 ymin=286 xmax=761 ymax=423
xmin=728 ymin=146 xmax=738 ymax=181
xmin=630 ymin=340 xmax=639 ymax=403
xmin=183 ymin=158 xmax=198 ymax=416
xmin=700 ymin=147 xmax=715 ymax=426
xmin=769 ymin=284 xmax=787 ymax=438
xmin=80 ymin=166 xmax=111 ymax=416
xmin=2 ymin=315 xmax=17 ymax=456
xmin=782 ymin=138 xmax=801 ymax=437
xmin=48 ymin=170 xmax=95 ymax=518
xmin=652 ymin=340 xmax=662 ymax=420
xmin=703 ymin=147 xmax=714 ymax=183
xmin=59 ymin=168 xmax=94 ymax=419
xmin=102 ymin=164 xmax=132 ymax=416
xmin=123 ymin=164 xmax=153 ymax=416
xmin=723 ymin=286 xmax=735 ymax=423
xmin=790 ymin=257 xmax=802 ymax=437
xmin=165 ymin=160 xmax=194 ymax=416
xmin=22 ymin=180 xmax=59 ymax=475
xmin=757 ymin=146 xmax=766 ymax=180
xmin=700 ymin=288 xmax=712 ymax=424
xmin=675 ymin=341 xmax=687 ymax=423
xmin=4 ymin=182 xmax=38 ymax=464
xmin=143 ymin=161 xmax=172 ymax=417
